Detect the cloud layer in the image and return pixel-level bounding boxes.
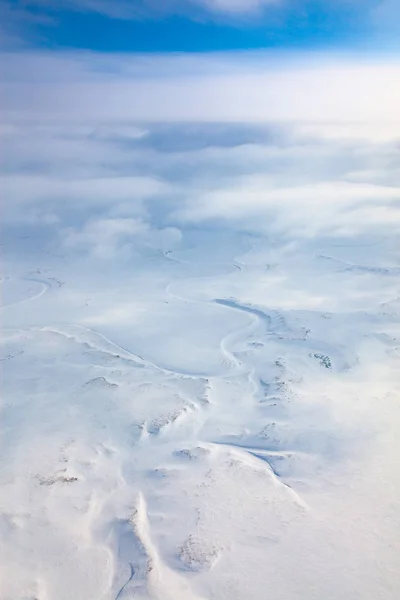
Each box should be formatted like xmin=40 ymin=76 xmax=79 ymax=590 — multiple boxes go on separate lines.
xmin=2 ymin=51 xmax=400 ymax=129
xmin=1 ymin=49 xmax=400 ymax=259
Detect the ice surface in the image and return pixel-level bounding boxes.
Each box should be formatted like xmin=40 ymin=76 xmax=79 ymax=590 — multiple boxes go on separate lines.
xmin=1 ymin=122 xmax=400 ymax=600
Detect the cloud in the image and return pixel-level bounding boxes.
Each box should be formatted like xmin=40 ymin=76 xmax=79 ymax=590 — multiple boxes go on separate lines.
xmin=62 ymin=217 xmax=149 ymax=258
xmin=20 ymin=0 xmax=282 ymax=19
xmin=2 ymin=49 xmax=400 ymax=253
xmin=8 ymin=0 xmax=381 ymax=23
xmin=190 ymin=0 xmax=278 ymax=15
xmin=1 ymin=51 xmax=400 ymax=133
xmin=175 ymin=178 xmax=400 ymax=237
xmin=4 ymin=116 xmax=400 ymax=242
xmin=62 ymin=217 xmax=182 ymax=258
xmin=1 ymin=0 xmax=280 ymax=24
xmin=1 ymin=174 xmax=169 ymax=227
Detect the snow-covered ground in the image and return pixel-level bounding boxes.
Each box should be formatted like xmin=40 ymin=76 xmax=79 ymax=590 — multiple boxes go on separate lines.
xmin=1 ymin=120 xmax=400 ymax=600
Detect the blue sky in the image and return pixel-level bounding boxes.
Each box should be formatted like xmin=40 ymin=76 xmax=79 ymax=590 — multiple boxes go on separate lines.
xmin=1 ymin=0 xmax=398 ymax=52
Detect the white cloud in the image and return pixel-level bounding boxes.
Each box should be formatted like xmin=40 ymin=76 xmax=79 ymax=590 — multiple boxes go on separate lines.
xmin=62 ymin=217 xmax=182 ymax=258
xmin=1 ymin=174 xmax=169 ymax=226
xmin=17 ymin=0 xmax=380 ymax=22
xmin=2 ymin=51 xmax=400 ymax=137
xmin=63 ymin=217 xmax=149 ymax=258
xmin=192 ymin=0 xmax=278 ymax=15
xmin=176 ymin=178 xmax=400 ymax=237
xmin=21 ymin=0 xmax=281 ymax=20
xmin=2 ymin=49 xmax=400 ymax=248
